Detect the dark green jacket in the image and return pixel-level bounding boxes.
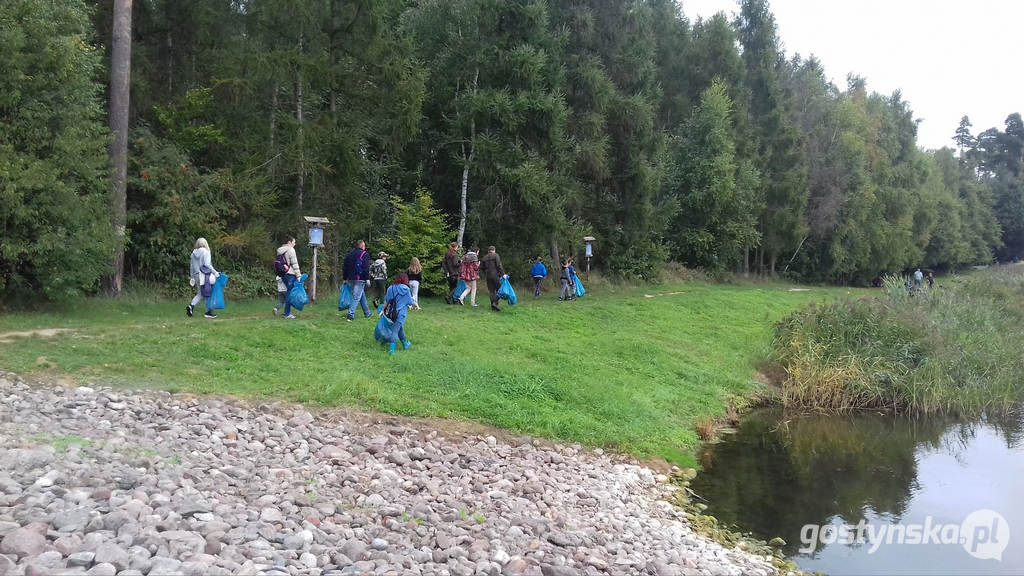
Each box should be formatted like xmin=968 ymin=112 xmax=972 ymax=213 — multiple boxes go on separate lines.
xmin=480 ymin=251 xmax=505 ymax=281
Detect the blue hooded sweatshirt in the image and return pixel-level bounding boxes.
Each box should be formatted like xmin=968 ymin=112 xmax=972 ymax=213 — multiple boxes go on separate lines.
xmin=530 ymin=262 xmax=547 ymax=278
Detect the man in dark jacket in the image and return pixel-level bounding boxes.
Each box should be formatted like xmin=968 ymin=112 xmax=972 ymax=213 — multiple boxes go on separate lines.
xmin=342 ymin=240 xmax=373 ymax=321
xmin=479 ymin=246 xmax=506 ymax=311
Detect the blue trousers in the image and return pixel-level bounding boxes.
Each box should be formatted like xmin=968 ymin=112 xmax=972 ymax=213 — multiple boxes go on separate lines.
xmin=282 ymin=274 xmax=295 ymax=315
xmin=347 ymin=280 xmax=371 ymax=318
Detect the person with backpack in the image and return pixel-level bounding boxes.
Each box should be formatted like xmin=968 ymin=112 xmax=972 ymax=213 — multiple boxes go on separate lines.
xmin=382 ymin=273 xmax=414 ymax=355
xmin=370 ymin=252 xmax=389 ymax=308
xmin=530 ymin=257 xmax=547 ymax=297
xmin=342 ymin=240 xmax=373 ymax=321
xmin=188 ymin=237 xmax=219 ymax=319
xmin=457 ymin=247 xmax=480 ymax=306
xmin=479 ymin=245 xmax=506 ymax=312
xmin=442 ymin=242 xmax=461 ymax=304
xmin=272 ymin=237 xmax=301 ymax=319
xmin=407 ymin=257 xmax=423 ymax=310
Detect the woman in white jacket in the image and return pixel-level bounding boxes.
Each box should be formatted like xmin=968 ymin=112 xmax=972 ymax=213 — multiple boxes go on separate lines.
xmin=188 ymin=238 xmax=219 ymax=319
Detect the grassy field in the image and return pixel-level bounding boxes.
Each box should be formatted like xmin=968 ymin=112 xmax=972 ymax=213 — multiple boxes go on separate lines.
xmin=0 ymin=279 xmax=862 ymax=465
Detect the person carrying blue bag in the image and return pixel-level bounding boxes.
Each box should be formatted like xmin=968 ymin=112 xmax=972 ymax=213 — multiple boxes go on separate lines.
xmin=375 ymin=273 xmax=414 ymax=355
xmin=273 ymin=237 xmax=302 ymax=319
xmin=569 ymin=258 xmax=585 ymax=298
xmin=187 ymin=237 xmax=220 ymax=319
xmin=479 ymin=246 xmax=506 ymax=312
xmin=206 ymin=273 xmax=229 ymax=312
xmin=342 ymin=240 xmax=374 ymax=322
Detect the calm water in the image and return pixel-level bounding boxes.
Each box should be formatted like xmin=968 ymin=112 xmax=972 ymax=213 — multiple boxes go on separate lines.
xmin=690 ymin=410 xmax=1024 ymax=575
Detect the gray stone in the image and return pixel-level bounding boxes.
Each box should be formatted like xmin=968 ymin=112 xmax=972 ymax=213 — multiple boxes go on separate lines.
xmin=283 ymin=531 xmax=313 ymax=551
xmin=53 ymin=508 xmax=93 ymax=532
xmin=0 ymin=527 xmax=47 ymax=558
xmin=259 ymin=508 xmax=283 ymax=523
xmin=67 ymin=551 xmax=96 ymax=567
xmin=339 ymin=540 xmax=367 ymax=562
xmin=84 ymin=563 xmax=117 ymax=576
xmin=93 ymin=542 xmax=130 ymax=571
xmin=370 ymin=538 xmax=387 ymax=551
xmin=148 ymin=556 xmax=183 ymax=575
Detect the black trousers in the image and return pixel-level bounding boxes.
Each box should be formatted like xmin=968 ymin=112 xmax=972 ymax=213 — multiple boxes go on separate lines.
xmin=486 ymin=277 xmax=500 ymax=308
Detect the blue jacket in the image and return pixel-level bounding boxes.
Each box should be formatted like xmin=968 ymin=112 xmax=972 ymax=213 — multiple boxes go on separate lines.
xmin=530 ymin=262 xmax=547 ymax=278
xmin=382 ymin=283 xmax=414 ymax=342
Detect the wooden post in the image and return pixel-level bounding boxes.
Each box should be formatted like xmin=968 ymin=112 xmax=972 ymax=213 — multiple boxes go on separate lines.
xmin=311 ymin=246 xmax=319 ymax=302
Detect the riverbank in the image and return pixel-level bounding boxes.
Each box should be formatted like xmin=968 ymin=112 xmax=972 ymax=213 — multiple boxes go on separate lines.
xmin=0 ymin=375 xmax=777 ymax=576
xmin=0 ymin=280 xmax=863 ymax=465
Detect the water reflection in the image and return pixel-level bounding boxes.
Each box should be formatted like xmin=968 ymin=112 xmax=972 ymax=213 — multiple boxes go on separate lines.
xmin=691 ymin=410 xmax=1024 ymax=575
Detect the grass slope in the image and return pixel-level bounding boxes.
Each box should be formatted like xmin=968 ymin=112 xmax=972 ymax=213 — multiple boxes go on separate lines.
xmin=0 ymin=281 xmax=859 ymax=464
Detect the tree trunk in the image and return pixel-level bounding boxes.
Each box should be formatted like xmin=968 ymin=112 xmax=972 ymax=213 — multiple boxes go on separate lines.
xmin=165 ymin=30 xmax=172 ymax=95
xmin=269 ymin=82 xmax=279 ymax=179
xmin=550 ymin=238 xmax=561 ymax=267
xmin=743 ymin=247 xmax=750 ymax=277
xmin=457 ymin=133 xmax=472 ymax=248
xmin=104 ymin=0 xmax=132 ymax=296
xmin=455 ymin=68 xmax=478 ymax=249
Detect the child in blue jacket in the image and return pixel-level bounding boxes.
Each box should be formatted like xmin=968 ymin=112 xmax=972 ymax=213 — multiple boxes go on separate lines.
xmin=530 ymin=257 xmax=547 ymax=297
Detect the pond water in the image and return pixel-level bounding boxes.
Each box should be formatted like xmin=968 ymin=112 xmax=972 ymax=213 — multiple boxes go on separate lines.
xmin=690 ymin=409 xmax=1024 ymax=575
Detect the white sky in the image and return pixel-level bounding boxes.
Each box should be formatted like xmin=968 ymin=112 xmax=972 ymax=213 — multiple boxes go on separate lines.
xmin=681 ymin=0 xmax=1023 ymax=150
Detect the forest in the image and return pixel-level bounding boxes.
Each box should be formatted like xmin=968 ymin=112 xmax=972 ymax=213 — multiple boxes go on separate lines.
xmin=2 ymin=0 xmax=1022 ymax=300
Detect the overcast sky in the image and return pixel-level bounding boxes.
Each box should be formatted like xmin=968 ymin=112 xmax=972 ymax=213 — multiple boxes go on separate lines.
xmin=681 ymin=0 xmax=1023 ymax=150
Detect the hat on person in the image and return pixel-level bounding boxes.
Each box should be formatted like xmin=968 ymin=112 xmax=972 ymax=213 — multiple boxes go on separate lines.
xmin=379 ymin=252 xmax=388 ymax=258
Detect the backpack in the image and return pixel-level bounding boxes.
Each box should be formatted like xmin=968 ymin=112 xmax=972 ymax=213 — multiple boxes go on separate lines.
xmin=370 ymin=259 xmax=386 ymax=279
xmin=383 ymin=297 xmax=398 ymax=322
xmin=273 ymin=251 xmax=290 ymax=277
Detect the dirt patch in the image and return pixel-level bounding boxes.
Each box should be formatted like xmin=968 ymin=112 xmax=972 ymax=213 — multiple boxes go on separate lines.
xmin=643 ymin=291 xmax=686 ymax=298
xmin=787 ymin=288 xmax=810 ymax=292
xmin=0 ymin=328 xmax=71 ymax=344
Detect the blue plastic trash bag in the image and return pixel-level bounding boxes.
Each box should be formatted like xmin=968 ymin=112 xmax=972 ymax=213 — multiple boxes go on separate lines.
xmin=206 ymin=273 xmax=229 ymax=310
xmin=573 ymin=274 xmax=586 ymax=298
xmin=374 ymin=314 xmax=394 ymax=343
xmin=288 ymin=273 xmax=310 ymax=310
xmin=453 ymin=279 xmax=467 ymax=300
xmin=497 ymin=276 xmax=517 ymax=305
xmin=337 ymin=283 xmax=353 ymax=310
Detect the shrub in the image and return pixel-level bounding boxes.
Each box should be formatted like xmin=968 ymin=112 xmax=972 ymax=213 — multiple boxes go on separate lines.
xmin=772 ymin=267 xmax=1024 ymax=415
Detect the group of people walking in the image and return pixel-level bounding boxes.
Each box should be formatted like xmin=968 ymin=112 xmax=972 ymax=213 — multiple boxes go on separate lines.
xmin=186 ymin=236 xmax=585 ymax=355
xmin=443 ymin=242 xmax=508 ymax=312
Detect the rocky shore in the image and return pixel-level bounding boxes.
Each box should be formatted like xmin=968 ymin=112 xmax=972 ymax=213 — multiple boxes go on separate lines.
xmin=0 ymin=375 xmax=776 ymax=576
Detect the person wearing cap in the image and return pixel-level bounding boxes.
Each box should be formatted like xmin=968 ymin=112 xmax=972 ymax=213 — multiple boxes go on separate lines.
xmin=370 ymin=251 xmax=389 ymax=308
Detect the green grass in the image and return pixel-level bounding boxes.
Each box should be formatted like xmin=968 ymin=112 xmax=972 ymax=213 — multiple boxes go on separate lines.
xmin=0 ymin=280 xmax=862 ymax=465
